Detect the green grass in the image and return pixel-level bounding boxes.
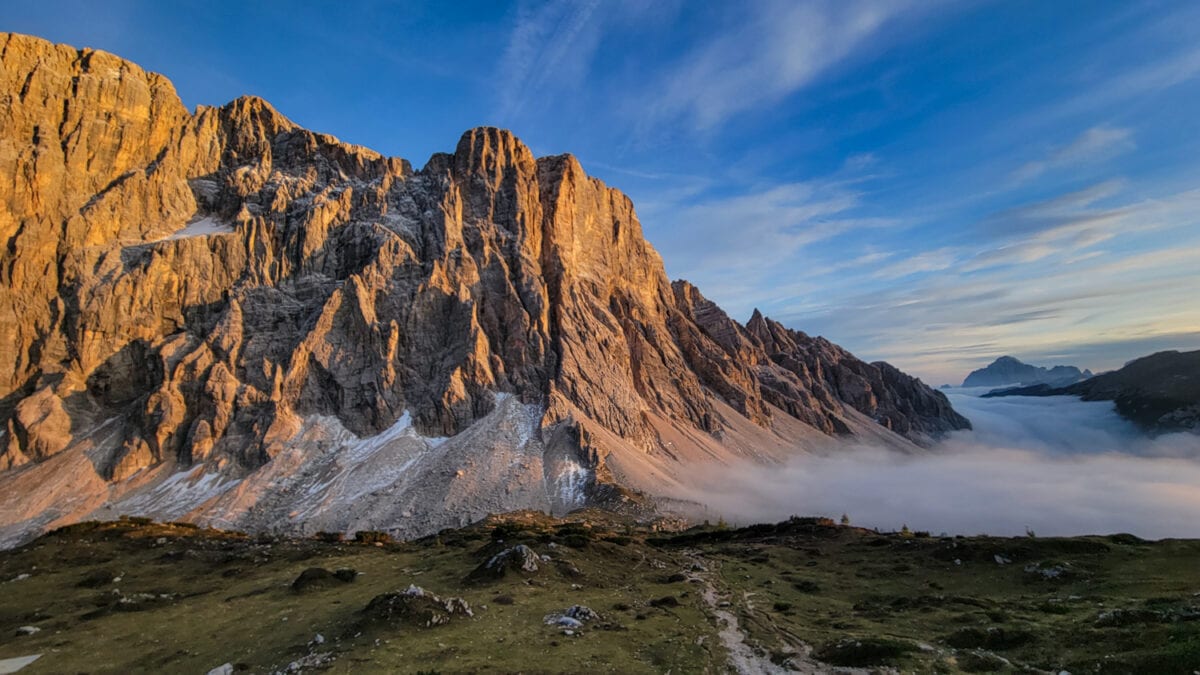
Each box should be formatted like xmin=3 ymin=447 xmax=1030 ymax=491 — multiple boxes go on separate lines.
xmin=660 ymin=519 xmax=1200 ymax=672
xmin=0 ymin=514 xmax=720 ymax=673
xmin=0 ymin=514 xmax=1198 ymax=673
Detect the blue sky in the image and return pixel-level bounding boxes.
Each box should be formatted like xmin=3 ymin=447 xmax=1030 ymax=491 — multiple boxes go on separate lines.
xmin=6 ymin=0 xmax=1199 ymax=384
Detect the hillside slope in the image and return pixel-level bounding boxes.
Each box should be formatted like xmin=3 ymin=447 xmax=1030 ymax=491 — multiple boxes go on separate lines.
xmin=1 ymin=514 xmax=1197 ymax=673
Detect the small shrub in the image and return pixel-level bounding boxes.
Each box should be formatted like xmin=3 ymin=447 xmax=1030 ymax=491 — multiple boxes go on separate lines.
xmin=816 ymin=637 xmax=915 ymax=667
xmin=944 ymin=626 xmax=1034 ymax=650
xmin=490 ymin=522 xmax=526 ymax=541
xmin=119 ymin=515 xmax=153 ymax=526
xmin=77 ymin=569 xmax=116 ymax=588
xmin=292 ymin=567 xmax=357 ymax=592
xmin=354 ymin=530 xmax=392 ymax=545
xmin=649 ymin=596 xmax=680 ymax=608
xmin=792 ymin=580 xmax=821 ymax=593
xmin=562 ymin=534 xmax=590 ymax=549
xmin=773 ymin=601 xmax=793 ymax=612
xmin=47 ymin=521 xmax=107 ymax=537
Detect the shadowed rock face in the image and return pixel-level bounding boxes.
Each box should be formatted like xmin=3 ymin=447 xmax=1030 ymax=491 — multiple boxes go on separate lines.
xmin=0 ymin=33 xmax=967 ymax=492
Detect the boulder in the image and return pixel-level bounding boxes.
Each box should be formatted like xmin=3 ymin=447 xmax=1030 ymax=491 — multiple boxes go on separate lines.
xmin=466 ymin=544 xmax=540 ymax=582
xmin=362 ymin=585 xmax=473 ymax=628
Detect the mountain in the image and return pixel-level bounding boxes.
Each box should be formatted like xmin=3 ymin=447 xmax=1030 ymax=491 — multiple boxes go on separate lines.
xmin=0 ymin=33 xmax=968 ymax=546
xmin=962 ymin=356 xmax=1092 ymax=388
xmin=983 ymin=350 xmax=1200 ymax=434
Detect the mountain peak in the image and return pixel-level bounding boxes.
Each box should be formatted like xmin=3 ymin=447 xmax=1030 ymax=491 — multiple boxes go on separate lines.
xmin=0 ymin=32 xmax=970 ymax=545
xmin=963 ymin=356 xmax=1090 ymax=388
xmin=452 ymin=126 xmax=535 ymax=177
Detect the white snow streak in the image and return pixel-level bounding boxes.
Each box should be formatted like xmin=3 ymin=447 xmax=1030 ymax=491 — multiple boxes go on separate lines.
xmin=164 ymin=216 xmax=234 ymax=240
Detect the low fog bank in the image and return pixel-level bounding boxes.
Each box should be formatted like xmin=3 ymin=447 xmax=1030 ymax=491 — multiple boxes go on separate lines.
xmin=671 ymin=389 xmax=1200 ymax=539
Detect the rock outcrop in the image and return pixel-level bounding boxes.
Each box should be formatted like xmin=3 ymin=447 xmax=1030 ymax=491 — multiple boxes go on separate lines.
xmin=0 ymin=33 xmax=968 ymax=544
xmin=983 ymin=350 xmax=1200 ymax=435
xmin=962 ymin=356 xmax=1091 ymax=389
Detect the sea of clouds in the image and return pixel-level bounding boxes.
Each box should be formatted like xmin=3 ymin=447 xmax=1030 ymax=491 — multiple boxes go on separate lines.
xmin=677 ymin=388 xmax=1200 ymax=539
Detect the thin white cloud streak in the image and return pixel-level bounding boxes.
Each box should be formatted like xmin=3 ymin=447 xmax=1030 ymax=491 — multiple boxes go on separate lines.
xmin=872 ymin=247 xmax=958 ymax=280
xmin=497 ymin=0 xmax=684 ymax=123
xmin=767 ymin=181 xmax=1200 ymax=383
xmin=669 ymin=392 xmax=1200 ymax=539
xmin=1010 ymin=126 xmax=1134 ymax=183
xmin=808 ymin=255 xmax=1200 ymax=383
xmin=496 ymin=0 xmax=602 ymax=120
xmin=1070 ymin=45 xmax=1200 ymax=116
xmin=642 ymin=0 xmax=911 ymax=132
xmin=646 ymin=180 xmax=899 ymax=309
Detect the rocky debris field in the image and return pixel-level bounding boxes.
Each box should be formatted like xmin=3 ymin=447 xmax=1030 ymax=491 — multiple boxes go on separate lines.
xmin=0 ymin=511 xmax=1198 ymax=673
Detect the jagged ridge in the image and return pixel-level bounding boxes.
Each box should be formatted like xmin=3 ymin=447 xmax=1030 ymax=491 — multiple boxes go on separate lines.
xmin=0 ymin=33 xmax=968 ymax=542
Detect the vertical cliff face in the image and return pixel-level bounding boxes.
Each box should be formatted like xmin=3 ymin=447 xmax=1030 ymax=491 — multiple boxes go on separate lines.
xmin=0 ymin=33 xmax=968 ymax=543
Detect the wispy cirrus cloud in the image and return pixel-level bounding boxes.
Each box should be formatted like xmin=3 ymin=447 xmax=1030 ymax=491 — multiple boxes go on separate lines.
xmin=872 ymin=247 xmax=958 ymax=280
xmin=495 ymin=0 xmax=604 ymax=121
xmin=641 ymin=0 xmax=914 ymax=132
xmin=1010 ymin=126 xmax=1134 ymax=183
xmin=771 ymin=179 xmax=1200 ymax=383
xmin=484 ymin=1 xmax=1200 ymax=386
xmin=645 ymin=178 xmax=898 ymax=308
xmin=1072 ymin=45 xmax=1200 ymax=114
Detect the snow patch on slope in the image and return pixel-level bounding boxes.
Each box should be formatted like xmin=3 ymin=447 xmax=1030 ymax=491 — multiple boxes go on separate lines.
xmin=553 ymin=462 xmax=592 ymax=509
xmin=163 ymin=216 xmax=235 ymax=240
xmin=154 ymin=393 xmax=581 ymax=540
xmin=112 ymin=467 xmax=241 ymax=521
xmin=0 ymin=392 xmax=611 ymax=548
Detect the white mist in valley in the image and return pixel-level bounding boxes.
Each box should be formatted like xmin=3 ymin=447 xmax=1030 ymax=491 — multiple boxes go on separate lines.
xmin=675 ymin=388 xmax=1200 ymax=539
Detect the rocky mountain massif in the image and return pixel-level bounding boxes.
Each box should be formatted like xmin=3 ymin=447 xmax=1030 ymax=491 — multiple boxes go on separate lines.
xmin=962 ymin=356 xmax=1092 ymax=388
xmin=0 ymin=33 xmax=967 ymax=546
xmin=984 ymin=350 xmax=1200 ymax=435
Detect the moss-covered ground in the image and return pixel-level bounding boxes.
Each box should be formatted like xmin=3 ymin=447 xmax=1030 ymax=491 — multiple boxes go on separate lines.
xmin=0 ymin=513 xmax=1197 ymax=673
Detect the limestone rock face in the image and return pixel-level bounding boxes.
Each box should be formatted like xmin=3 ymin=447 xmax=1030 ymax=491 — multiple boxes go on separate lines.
xmin=0 ymin=34 xmax=969 ymax=542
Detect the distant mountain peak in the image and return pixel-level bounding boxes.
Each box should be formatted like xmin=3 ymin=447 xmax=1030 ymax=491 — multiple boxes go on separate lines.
xmin=983 ymin=349 xmax=1200 ymax=435
xmin=962 ymin=356 xmax=1091 ymax=388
